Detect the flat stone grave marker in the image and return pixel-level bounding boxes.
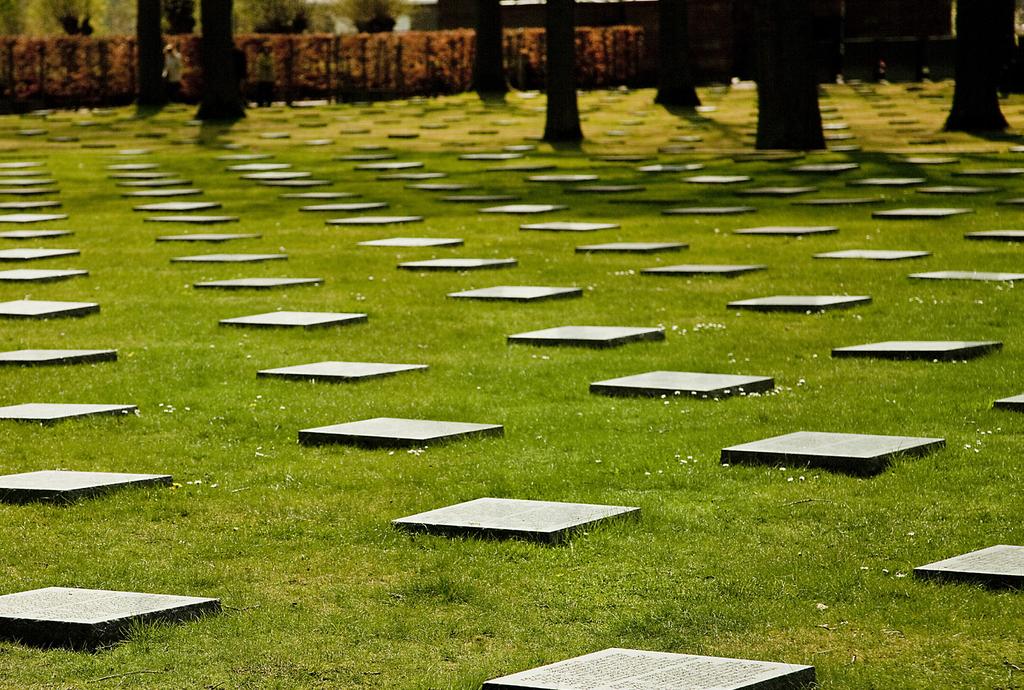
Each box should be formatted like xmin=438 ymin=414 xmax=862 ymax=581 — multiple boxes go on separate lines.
xmin=193 ymin=277 xmax=322 ymax=290
xmin=728 ymin=295 xmax=871 ymax=312
xmin=953 ymin=168 xmax=1024 ymax=177
xmin=0 ymin=213 xmax=68 ymax=224
xmin=520 ymin=221 xmax=618 ymax=232
xmin=568 ymin=185 xmax=646 ymax=194
xmin=448 ymin=285 xmax=582 ymax=302
xmin=217 ymin=153 xmax=272 ymax=161
xmin=0 ymin=162 xmax=42 ymax=169
xmin=108 ymin=171 xmax=173 ymax=179
xmin=637 ymin=163 xmax=704 ymax=173
xmin=259 ymin=132 xmax=289 ymax=139
xmin=814 ymin=249 xmax=929 ymax=261
xmin=393 ymin=498 xmax=639 ymax=544
xmin=909 ymin=270 xmax=1024 ymax=282
xmin=480 ymin=204 xmax=567 ymax=215
xmin=738 ymin=186 xmax=818 ymax=196
xmin=733 ymin=225 xmax=836 ymax=237
xmin=721 ymin=430 xmax=944 ymax=475
xmin=997 ymin=198 xmax=1024 ymax=206
xmin=965 ymin=230 xmax=1024 ymax=242
xmin=172 ymin=253 xmax=286 ymax=263
xmin=591 ymin=370 xmax=774 ymax=399
xmin=258 ymin=179 xmax=331 ymax=188
xmin=0 ymin=403 xmax=136 ymax=423
xmin=0 ymin=299 xmax=98 ymax=318
xmin=407 ymin=183 xmax=475 ymax=192
xmin=481 ymin=648 xmax=816 ymax=690
xmin=994 ymin=393 xmax=1024 ymax=411
xmin=281 ymin=192 xmax=359 ymax=200
xmin=0 ymin=201 xmax=61 ymax=211
xmin=576 ymin=242 xmax=685 ymax=254
xmin=0 ymin=230 xmax=71 ymax=240
xmin=378 ymin=172 xmax=447 ymax=180
xmin=0 ymin=248 xmax=78 ymax=261
xmin=914 ymin=545 xmax=1023 ymax=588
xmin=241 ymin=171 xmax=310 ymax=181
xmin=900 ymin=156 xmax=958 ymax=165
xmin=226 ymin=163 xmax=291 ymax=172
xmin=122 ymin=188 xmax=203 ymax=198
xmin=460 ymin=153 xmax=523 ymax=161
xmin=327 ymin=215 xmax=423 ymax=226
xmin=0 ymin=188 xmax=59 ymax=197
xmin=789 ymin=162 xmax=860 ymax=173
xmin=117 ymin=179 xmax=191 ymax=188
xmin=132 ymin=201 xmax=221 ymax=213
xmin=832 ymin=340 xmax=1002 ymax=361
xmin=527 ymin=174 xmax=599 ymax=183
xmin=258 ymin=361 xmax=426 ymax=381
xmin=354 ymin=161 xmax=424 ymax=171
xmin=220 ymin=311 xmax=365 ymax=328
xmin=156 ymin=233 xmax=260 ymax=243
xmin=0 ymin=587 xmax=219 ymax=649
xmin=792 ymin=197 xmax=883 ymax=206
xmin=144 ymin=215 xmax=239 ymax=224
xmin=0 ymin=349 xmax=115 ymax=365
xmin=643 ymin=264 xmax=766 ymax=277
xmin=399 ymin=258 xmax=516 ymax=271
xmin=359 ymin=237 xmax=463 ymax=248
xmin=486 ymin=163 xmax=556 ymax=173
xmin=873 ymin=208 xmax=973 ymax=219
xmin=443 ymin=195 xmax=519 ymax=203
xmin=917 ymin=186 xmax=998 ymax=195
xmin=0 ymin=269 xmax=87 ymax=282
xmin=848 ymin=177 xmax=925 ymax=187
xmin=0 ymin=178 xmax=53 ymax=187
xmin=508 ymin=325 xmax=664 ymax=348
xmin=0 ymin=470 xmax=168 ymax=503
xmin=683 ymin=175 xmax=752 ymax=184
xmin=298 ymin=416 xmax=503 ymax=447
xmin=663 ymin=206 xmax=757 ymax=216
xmin=301 ymin=202 xmax=388 ymax=212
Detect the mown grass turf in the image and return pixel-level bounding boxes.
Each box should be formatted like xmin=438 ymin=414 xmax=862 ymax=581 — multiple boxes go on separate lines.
xmin=0 ymin=82 xmax=1022 ymax=688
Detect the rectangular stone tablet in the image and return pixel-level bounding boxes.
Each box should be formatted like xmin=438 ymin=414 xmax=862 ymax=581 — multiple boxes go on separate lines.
xmin=683 ymin=175 xmax=752 ymax=184
xmin=0 ymin=299 xmax=98 ymax=318
xmin=280 ymin=192 xmax=359 ymax=200
xmin=591 ymin=371 xmax=774 ymax=399
xmin=193 ymin=277 xmax=322 ymax=289
xmin=298 ymin=416 xmax=503 ymax=447
xmin=0 ymin=213 xmax=68 ymax=223
xmin=737 ymin=186 xmax=818 ymax=196
xmin=448 ymin=286 xmax=582 ymax=302
xmin=0 ymin=403 xmax=136 ymax=423
xmin=733 ymin=226 xmax=837 ymax=236
xmin=0 ymin=587 xmax=219 ymax=648
xmin=156 ymin=233 xmax=260 ymax=243
xmin=0 ymin=349 xmax=116 ymax=365
xmin=144 ymin=215 xmax=239 ymax=224
xmin=721 ymin=430 xmax=944 ymax=475
xmin=393 ymin=498 xmax=639 ymax=544
xmin=0 ymin=248 xmax=79 ymax=262
xmin=117 ymin=179 xmax=191 ymax=188
xmin=526 ymin=174 xmax=599 ymax=183
xmin=399 ymin=258 xmax=517 ymax=271
xmin=519 ymin=221 xmax=619 ymax=232
xmin=171 ymin=253 xmax=286 ymax=263
xmin=0 ymin=269 xmax=87 ymax=282
xmin=917 ymin=186 xmax=997 ymax=195
xmin=0 ymin=201 xmax=61 ymax=211
xmin=508 ymin=326 xmax=664 ymax=348
xmin=241 ymin=171 xmax=310 ymax=181
xmin=965 ymin=230 xmax=1024 ymax=242
xmin=302 ymin=202 xmax=388 ymax=213
xmin=359 ymin=237 xmax=463 ymax=247
xmin=914 ymin=545 xmax=1022 ymax=588
xmin=663 ymin=206 xmax=757 ymax=216
xmin=482 ymin=648 xmax=816 ymax=690
xmin=354 ymin=161 xmax=424 ymax=171
xmin=132 ymin=201 xmax=221 ymax=212
xmin=792 ymin=197 xmax=882 ymax=206
xmin=258 ymin=361 xmax=427 ymax=382
xmin=953 ymin=168 xmax=1024 ymax=177
xmin=727 ymin=295 xmax=871 ymax=312
xmin=122 ymin=188 xmax=203 ymax=198
xmin=847 ymin=177 xmax=925 ymax=186
xmin=220 ymin=311 xmax=366 ymax=328
xmin=480 ymin=204 xmax=568 ymax=214
xmin=872 ymin=208 xmax=973 ymax=219
xmin=832 ymin=341 xmax=1002 ymax=361
xmin=994 ymin=393 xmax=1024 ymax=411
xmin=327 ymin=215 xmax=423 ymax=226
xmin=643 ymin=264 xmax=766 ymax=277
xmin=576 ymin=242 xmax=686 ymax=254
xmin=814 ymin=250 xmax=929 ymax=261
xmin=0 ymin=470 xmax=170 ymax=503
xmin=0 ymin=230 xmax=72 ymax=240
xmin=911 ymin=270 xmax=1024 ymax=282
xmin=789 ymin=162 xmax=859 ymax=173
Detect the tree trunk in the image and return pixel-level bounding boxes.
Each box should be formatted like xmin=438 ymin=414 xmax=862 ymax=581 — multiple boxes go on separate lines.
xmin=196 ymin=0 xmax=245 ymax=120
xmin=543 ymin=0 xmax=582 ymax=142
xmin=753 ymin=0 xmax=823 ymax=150
xmin=655 ymin=0 xmax=700 ymax=107
xmin=137 ymin=0 xmax=165 ymax=106
xmin=473 ymin=0 xmax=507 ymax=97
xmin=945 ymin=0 xmax=1013 ymax=132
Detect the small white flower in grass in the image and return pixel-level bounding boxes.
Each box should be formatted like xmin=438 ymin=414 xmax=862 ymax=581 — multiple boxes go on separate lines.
xmin=816 ymin=603 xmax=829 ymax=611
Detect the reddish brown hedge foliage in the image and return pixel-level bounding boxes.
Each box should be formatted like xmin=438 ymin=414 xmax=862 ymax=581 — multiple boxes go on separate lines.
xmin=0 ymin=27 xmax=645 ymax=108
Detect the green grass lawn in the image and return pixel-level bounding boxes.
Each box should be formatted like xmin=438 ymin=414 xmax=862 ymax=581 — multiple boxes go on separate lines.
xmin=0 ymin=82 xmax=1022 ymax=688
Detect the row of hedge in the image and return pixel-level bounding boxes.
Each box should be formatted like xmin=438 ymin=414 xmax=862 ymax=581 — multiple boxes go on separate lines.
xmin=0 ymin=27 xmax=646 ymax=107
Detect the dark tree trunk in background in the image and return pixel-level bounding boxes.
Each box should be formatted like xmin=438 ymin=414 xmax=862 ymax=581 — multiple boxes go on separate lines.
xmin=137 ymin=0 xmax=165 ymax=106
xmin=196 ymin=0 xmax=244 ymax=120
xmin=473 ymin=0 xmax=507 ymax=97
xmin=945 ymin=0 xmax=1013 ymax=131
xmin=753 ymin=0 xmax=823 ymax=150
xmin=655 ymin=0 xmax=700 ymax=107
xmin=543 ymin=0 xmax=582 ymax=142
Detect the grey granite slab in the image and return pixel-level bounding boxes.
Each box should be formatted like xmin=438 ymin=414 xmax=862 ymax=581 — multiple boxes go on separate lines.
xmin=848 ymin=177 xmax=925 ymax=186
xmin=591 ymin=370 xmax=774 ymax=398
xmin=258 ymin=361 xmax=426 ymax=381
xmin=443 ymin=195 xmax=519 ymax=203
xmin=728 ymin=295 xmax=871 ymax=312
xmin=258 ymin=179 xmax=331 ymax=188
xmin=569 ymin=185 xmax=646 ymax=194
xmin=789 ymin=162 xmax=860 ymax=173
xmin=241 ymin=171 xmax=310 ymax=181
xmin=193 ymin=277 xmax=322 ymax=289
xmin=737 ymin=186 xmax=818 ymax=196
xmin=336 ymin=153 xmax=395 ymax=162
xmin=0 ymin=213 xmax=68 ymax=224
xmin=122 ymin=188 xmax=203 ymax=198
xmin=485 ymin=163 xmax=556 ymax=173
xmin=721 ymin=430 xmax=944 ymax=475
xmin=0 ymin=587 xmax=219 ymax=648
xmin=953 ymin=168 xmax=1024 ymax=177
xmin=526 ymin=174 xmax=599 ymax=183
xmin=106 ymin=163 xmax=158 ymax=171
xmin=899 ymin=156 xmax=958 ymax=165
xmin=0 ymin=162 xmax=43 ymax=169
xmin=832 ymin=340 xmax=1002 ymax=361
xmin=399 ymin=258 xmax=517 ymax=271
xmin=0 ymin=403 xmax=136 ymax=423
xmin=378 ymin=172 xmax=447 ymax=180
xmin=0 ymin=248 xmax=78 ymax=261
xmin=280 ymin=192 xmax=359 ymax=200
xmin=0 ymin=470 xmax=169 ymax=503
xmin=643 ymin=264 xmax=765 ymax=277
xmin=0 ymin=299 xmax=98 ymax=318
xmin=0 ymin=201 xmax=61 ymax=211
xmin=327 ymin=215 xmax=423 ymax=226
xmin=994 ymin=393 xmax=1024 ymax=411
xmin=576 ymin=242 xmax=686 ymax=253
xmin=637 ymin=163 xmax=704 ymax=173
xmin=872 ymin=208 xmax=973 ymax=219
xmin=217 ymin=153 xmax=274 ymax=162
xmin=156 ymin=233 xmax=260 ymax=243
xmin=460 ymin=153 xmax=524 ymax=161
xmin=508 ymin=325 xmax=664 ymax=348
xmin=117 ymin=178 xmax=191 ymax=188
xmin=0 ymin=188 xmax=59 ymax=197
xmin=813 ymin=249 xmax=929 ymax=260
xmin=298 ymin=416 xmax=503 ymax=447
xmin=108 ymin=171 xmax=173 ymax=179
xmin=226 ymin=163 xmax=291 ymax=172
xmin=0 ymin=229 xmax=71 ymax=240
xmin=132 ymin=201 xmax=221 ymax=212
xmin=301 ymin=202 xmax=388 ymax=212
xmin=683 ymin=175 xmax=752 ymax=184
xmin=482 ymin=648 xmax=815 ymax=690
xmin=733 ymin=226 xmax=837 ymax=236
xmin=354 ymin=161 xmax=424 ymax=171
xmin=0 ymin=269 xmax=87 ymax=282
xmin=914 ymin=545 xmax=1022 ymax=588
xmin=448 ymin=285 xmax=582 ymax=301
xmin=394 ymin=498 xmax=639 ymax=544
xmin=0 ymin=349 xmax=115 ymax=365
xmin=407 ymin=183 xmax=475 ymax=192
xmin=916 ymin=186 xmax=998 ymax=195
xmin=965 ymin=230 xmax=1024 ymax=242
xmin=792 ymin=197 xmax=883 ymax=206
xmin=480 ymin=204 xmax=568 ymax=215
xmin=520 ymin=222 xmax=618 ymax=232
xmin=359 ymin=237 xmax=463 ymax=247
xmin=663 ymin=206 xmax=757 ymax=216
xmin=171 ymin=253 xmax=285 ymax=263
xmin=220 ymin=310 xmax=365 ymax=328
xmin=909 ymin=270 xmax=1024 ymax=282
xmin=145 ymin=215 xmax=239 ymax=224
